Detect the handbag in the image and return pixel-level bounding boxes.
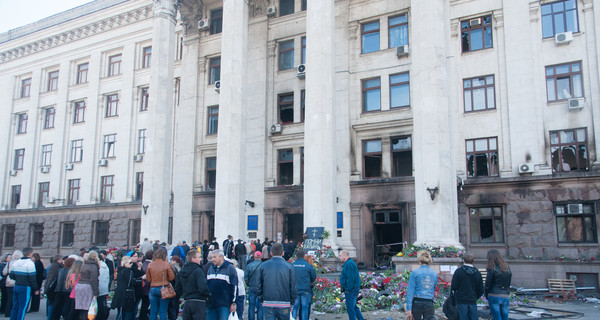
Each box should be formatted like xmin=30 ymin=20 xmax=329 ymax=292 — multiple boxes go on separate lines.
xmin=442 ymin=290 xmax=459 ymax=320
xmin=160 ymin=269 xmax=176 ymax=299
xmin=4 ymin=263 xmax=15 ymax=287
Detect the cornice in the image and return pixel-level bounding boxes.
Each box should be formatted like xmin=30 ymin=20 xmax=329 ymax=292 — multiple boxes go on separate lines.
xmin=0 ymin=5 xmax=153 ymax=65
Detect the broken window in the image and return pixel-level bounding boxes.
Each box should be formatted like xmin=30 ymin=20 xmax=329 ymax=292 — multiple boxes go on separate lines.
xmin=555 ymin=202 xmax=597 ymax=243
xmin=469 ymin=207 xmax=504 ymax=243
xmin=550 ymin=128 xmax=587 ymax=173
xmin=278 ymin=149 xmax=293 ymax=185
xmin=466 ymin=137 xmax=498 ymax=178
xmin=461 ymin=15 xmax=492 ymax=52
xmin=363 ymin=140 xmax=382 ymax=178
xmin=391 ymin=136 xmax=412 ymax=177
xmin=278 ymin=93 xmax=294 ymax=124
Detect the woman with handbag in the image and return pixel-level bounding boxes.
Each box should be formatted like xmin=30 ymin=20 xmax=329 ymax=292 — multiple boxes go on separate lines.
xmin=3 ymin=250 xmax=22 ymax=317
xmin=74 ymin=252 xmax=100 ymax=320
xmin=111 ymin=257 xmax=137 ymax=320
xmin=0 ymin=253 xmax=12 ymax=315
xmin=146 ymin=248 xmax=175 ymax=320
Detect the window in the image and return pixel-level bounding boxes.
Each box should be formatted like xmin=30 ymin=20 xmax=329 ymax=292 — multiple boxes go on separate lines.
xmin=363 ymin=140 xmax=382 ymax=178
xmin=61 ymin=222 xmax=74 ymax=247
xmin=73 ymin=101 xmax=86 ymax=123
xmin=391 ymin=136 xmax=412 ymax=177
xmin=278 ymin=149 xmax=293 ymax=186
xmin=137 ymin=129 xmax=146 ymax=154
xmin=129 ymin=219 xmax=141 ymax=246
xmin=301 ymin=90 xmax=305 ymax=122
xmin=550 ymin=128 xmax=588 ymax=172
xmin=469 ymin=207 xmax=504 ymax=243
xmin=108 ymin=54 xmax=122 ymax=76
xmin=361 ymin=21 xmax=380 ymax=54
xmin=14 ymin=149 xmax=24 ymax=170
xmin=210 ymin=8 xmax=223 ymax=34
xmin=47 ymin=71 xmax=59 ymax=91
xmin=21 ymin=78 xmax=31 ymax=98
xmin=542 ymin=0 xmax=579 ymax=38
xmin=139 ymin=87 xmax=149 ymax=111
xmin=105 ymin=94 xmax=119 ymax=117
xmin=77 ymin=63 xmax=89 ymax=84
xmin=44 ymin=108 xmax=55 ymax=129
xmin=390 ymin=73 xmax=410 ymax=108
xmin=209 ymin=57 xmax=221 ymax=85
xmin=279 ymin=40 xmax=294 ymax=71
xmin=94 ymin=221 xmax=110 ymax=246
xmin=67 ymin=179 xmax=80 ymax=205
xmin=41 ymin=144 xmax=52 ymax=167
xmin=461 ymin=15 xmax=492 ymax=52
xmin=280 ymin=0 xmax=294 ymax=16
xmin=464 ymin=75 xmax=495 ymax=112
xmin=362 ymin=77 xmax=381 ymax=112
xmin=100 ymin=175 xmax=114 ymax=203
xmin=29 ymin=224 xmax=43 ymax=247
xmin=389 ymin=14 xmax=408 ymax=48
xmin=103 ymin=134 xmax=116 ymax=158
xmin=301 ymin=0 xmax=307 ymax=11
xmin=300 ymin=147 xmax=304 ymax=184
xmin=207 ymin=106 xmax=219 ymax=135
xmin=142 ymin=46 xmax=152 ymax=68
xmin=466 ymin=137 xmax=499 ymax=178
xmin=555 ymin=202 xmax=597 ymax=243
xmin=546 ymin=61 xmax=582 ymax=101
xmin=38 ymin=182 xmax=49 ymax=207
xmin=566 ymin=273 xmax=598 ymax=290
xmin=278 ymin=93 xmax=294 ymax=124
xmin=3 ymin=225 xmax=15 ymax=247
xmin=135 ymin=172 xmax=144 ymax=201
xmin=70 ymin=139 xmax=83 ymax=163
xmin=301 ymin=37 xmax=306 ymax=65
xmin=206 ymin=157 xmax=216 ymax=190
xmin=10 ymin=185 xmax=21 ymax=209
xmin=176 ymin=33 xmax=184 ymax=60
xmin=17 ymin=113 xmax=27 ymax=134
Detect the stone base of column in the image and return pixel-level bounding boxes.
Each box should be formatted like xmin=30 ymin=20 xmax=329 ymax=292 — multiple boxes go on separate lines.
xmin=413 ymin=239 xmax=464 ymax=249
xmin=332 ymin=239 xmax=357 ymax=257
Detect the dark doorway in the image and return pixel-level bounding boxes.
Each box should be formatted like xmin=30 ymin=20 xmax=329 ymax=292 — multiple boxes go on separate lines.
xmin=373 ymin=210 xmax=403 ymax=267
xmin=208 ymin=213 xmax=215 ymax=242
xmin=284 ymin=214 xmax=304 ymax=242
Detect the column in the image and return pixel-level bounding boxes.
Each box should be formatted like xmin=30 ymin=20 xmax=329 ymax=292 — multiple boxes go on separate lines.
xmin=411 ymin=0 xmax=461 ymax=247
xmin=214 ymin=0 xmax=249 ymax=241
xmin=141 ymin=0 xmax=177 ymax=242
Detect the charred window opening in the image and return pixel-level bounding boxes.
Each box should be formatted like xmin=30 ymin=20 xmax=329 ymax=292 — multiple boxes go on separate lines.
xmin=469 ymin=207 xmax=504 ymax=243
xmin=278 ymin=149 xmax=293 ymax=186
xmin=278 ymin=93 xmax=294 ymax=124
xmin=466 ymin=137 xmax=498 ymax=178
xmin=555 ymin=202 xmax=597 ymax=243
xmin=391 ymin=136 xmax=412 ymax=177
xmin=550 ymin=128 xmax=587 ymax=173
xmin=363 ymin=140 xmax=382 ymax=178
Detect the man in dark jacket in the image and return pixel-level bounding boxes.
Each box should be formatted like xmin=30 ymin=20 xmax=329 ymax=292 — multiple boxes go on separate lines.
xmin=234 ymin=240 xmax=246 ymax=269
xmin=450 ymin=254 xmax=483 ymax=320
xmin=175 ymin=250 xmax=211 ymax=320
xmin=45 ymin=255 xmax=63 ymax=320
xmin=339 ymin=250 xmax=363 ymax=320
xmin=202 ymin=241 xmax=210 ymax=264
xmin=206 ymin=249 xmax=237 ymax=320
xmin=292 ymin=251 xmax=316 ymax=320
xmin=244 ymin=252 xmax=263 ymax=320
xmin=258 ymin=243 xmax=297 ymax=320
xmin=223 ymin=236 xmax=234 ymax=259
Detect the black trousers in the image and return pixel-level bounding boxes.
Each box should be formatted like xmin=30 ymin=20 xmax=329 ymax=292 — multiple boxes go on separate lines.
xmin=0 ymin=284 xmax=8 ymax=314
xmin=412 ymin=300 xmax=435 ymax=320
xmin=182 ymin=300 xmax=206 ymax=320
xmin=139 ymin=295 xmax=150 ymax=320
xmin=50 ymin=292 xmax=70 ymax=320
xmin=29 ymin=287 xmax=41 ymax=311
xmin=4 ymin=287 xmax=13 ymax=317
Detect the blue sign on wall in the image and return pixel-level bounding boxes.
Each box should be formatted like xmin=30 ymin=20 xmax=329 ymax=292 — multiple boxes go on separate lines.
xmin=248 ymin=215 xmax=258 ymax=230
xmin=337 ymin=212 xmax=343 ymax=228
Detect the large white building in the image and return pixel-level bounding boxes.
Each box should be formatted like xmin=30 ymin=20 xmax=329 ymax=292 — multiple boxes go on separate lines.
xmin=0 ymin=0 xmax=599 ymax=287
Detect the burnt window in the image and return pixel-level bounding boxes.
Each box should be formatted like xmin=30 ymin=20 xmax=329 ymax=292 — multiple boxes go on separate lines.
xmin=100 ymin=175 xmax=114 ymax=203
xmin=61 ymin=222 xmax=74 ymax=247
xmin=140 ymin=87 xmax=149 ymax=111
xmin=280 ymin=0 xmax=294 ymax=16
xmin=469 ymin=206 xmax=504 ymax=243
xmin=10 ymin=185 xmax=20 ymax=209
xmin=44 ymin=108 xmax=55 ymax=129
xmin=210 ymin=8 xmax=223 ymax=34
xmin=555 ymin=202 xmax=597 ymax=243
xmin=209 ymin=57 xmax=221 ymax=85
xmin=461 ymin=15 xmax=492 ymax=52
xmin=17 ymin=113 xmax=27 ymax=134
xmin=207 ymin=106 xmax=219 ymax=135
xmin=135 ymin=172 xmax=144 ymax=201
xmin=38 ymin=182 xmax=50 ymax=207
xmin=30 ymin=224 xmax=44 ymax=247
xmin=68 ymin=179 xmax=80 ymax=205
xmin=389 ymin=14 xmax=408 ymax=48
xmin=546 ymin=61 xmax=582 ymax=101
xmin=466 ymin=137 xmax=498 ymax=178
xmin=3 ymin=225 xmax=15 ymax=247
xmin=47 ymin=71 xmax=59 ymax=91
xmin=391 ymin=136 xmax=412 ymax=177
xmin=129 ymin=219 xmax=141 ymax=246
xmin=108 ymin=54 xmax=122 ymax=76
xmin=278 ymin=149 xmax=293 ymax=186
xmin=76 ymin=63 xmax=88 ymax=84
xmin=464 ymin=75 xmax=495 ymax=112
xmin=279 ymin=40 xmax=294 ymax=71
xmin=362 ymin=77 xmax=381 ymax=112
xmin=14 ymin=149 xmax=24 ymax=170
xmin=542 ymin=0 xmax=579 ymax=38
xmin=21 ymin=78 xmax=31 ymax=98
xmin=390 ymin=73 xmax=410 ymax=108
xmin=206 ymin=157 xmax=217 ymax=190
xmin=94 ymin=221 xmax=110 ymax=246
xmin=142 ymin=46 xmax=152 ymax=68
xmin=362 ymin=21 xmax=380 ymax=54
xmin=550 ymin=128 xmax=588 ymax=172
xmin=278 ymin=93 xmax=294 ymax=124
xmin=106 ymin=94 xmax=119 ymax=117
xmin=363 ymin=140 xmax=382 ymax=178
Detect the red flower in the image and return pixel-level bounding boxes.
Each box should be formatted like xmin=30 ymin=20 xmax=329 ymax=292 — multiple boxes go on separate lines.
xmin=383 ymin=277 xmax=391 ymax=285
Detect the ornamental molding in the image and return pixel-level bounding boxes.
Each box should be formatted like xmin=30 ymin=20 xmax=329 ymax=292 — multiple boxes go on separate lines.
xmin=153 ymin=0 xmax=178 ymax=21
xmin=179 ymin=0 xmax=203 ymax=35
xmin=0 ymin=5 xmax=153 ymax=64
xmin=249 ymin=0 xmax=272 ymax=18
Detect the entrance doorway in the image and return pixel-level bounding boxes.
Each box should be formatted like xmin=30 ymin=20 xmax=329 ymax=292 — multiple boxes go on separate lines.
xmin=373 ymin=210 xmax=403 ymax=267
xmin=284 ymin=214 xmax=304 ymax=242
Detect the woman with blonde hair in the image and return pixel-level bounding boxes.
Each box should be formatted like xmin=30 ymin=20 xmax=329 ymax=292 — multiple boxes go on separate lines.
xmin=484 ymin=249 xmax=512 ymax=320
xmin=74 ymin=251 xmax=99 ymax=320
xmin=66 ymin=260 xmax=83 ymax=320
xmin=405 ymin=250 xmax=438 ymax=320
xmin=2 ymin=250 xmax=22 ymax=317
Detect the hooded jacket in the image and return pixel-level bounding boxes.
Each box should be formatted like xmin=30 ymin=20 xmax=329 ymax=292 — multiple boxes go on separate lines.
xmin=175 ymin=262 xmax=210 ymax=301
xmin=450 ymin=265 xmax=483 ymax=304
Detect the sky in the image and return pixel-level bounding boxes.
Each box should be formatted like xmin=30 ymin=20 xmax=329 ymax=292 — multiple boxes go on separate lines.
xmin=0 ymin=0 xmax=93 ymax=33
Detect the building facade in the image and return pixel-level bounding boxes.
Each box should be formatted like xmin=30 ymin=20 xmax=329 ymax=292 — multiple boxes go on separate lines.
xmin=0 ymin=0 xmax=599 ymax=288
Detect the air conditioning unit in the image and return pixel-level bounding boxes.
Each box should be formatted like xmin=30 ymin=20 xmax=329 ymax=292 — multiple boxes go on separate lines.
xmin=469 ymin=18 xmax=481 ymax=27
xmin=518 ymin=163 xmax=535 ymax=174
xmin=296 ymin=64 xmax=306 ymax=79
xmin=567 ymin=203 xmax=582 ymax=214
xmin=65 ymin=163 xmax=74 ymax=170
xmin=267 ymin=6 xmax=277 ymax=17
xmin=98 ymin=159 xmax=108 ymax=167
xmin=9 ymin=170 xmax=17 ymax=176
xmin=396 ymin=45 xmax=409 ymax=57
xmin=40 ymin=166 xmax=50 ymax=173
xmin=198 ymin=18 xmax=210 ymax=31
xmin=554 ymin=31 xmax=573 ymax=45
xmin=134 ymin=154 xmax=143 ymax=162
xmin=270 ymin=123 xmax=282 ymax=134
xmin=214 ymin=80 xmax=221 ymax=93
xmin=567 ymin=98 xmax=584 ymax=111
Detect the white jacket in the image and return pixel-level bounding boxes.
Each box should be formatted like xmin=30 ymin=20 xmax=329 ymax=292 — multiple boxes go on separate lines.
xmin=98 ymin=260 xmax=110 ymax=296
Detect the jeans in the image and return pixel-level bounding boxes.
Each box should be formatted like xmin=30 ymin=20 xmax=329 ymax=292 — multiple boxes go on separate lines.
xmin=411 ymin=300 xmax=435 ymax=320
xmin=46 ymin=297 xmax=54 ymax=320
xmin=344 ymin=289 xmax=364 ymax=320
xmin=206 ymin=306 xmax=230 ymax=320
xmin=149 ymin=287 xmax=170 ymax=320
xmin=263 ymin=307 xmax=290 ymax=320
xmin=457 ymin=303 xmax=478 ymax=320
xmin=488 ymin=296 xmax=509 ymax=320
xmin=292 ymin=291 xmax=311 ymax=320
xmin=11 ymin=285 xmax=31 ymax=320
xmin=235 ymin=296 xmax=245 ymax=319
xmin=247 ymin=292 xmax=263 ymax=320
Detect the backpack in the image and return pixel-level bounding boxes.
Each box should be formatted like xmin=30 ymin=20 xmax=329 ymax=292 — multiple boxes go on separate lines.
xmin=443 ymin=290 xmax=459 ymax=320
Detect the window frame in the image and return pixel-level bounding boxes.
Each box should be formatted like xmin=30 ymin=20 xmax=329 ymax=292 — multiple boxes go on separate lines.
xmin=554 ymin=202 xmax=598 ymax=243
xmin=388 ymin=14 xmax=408 ymax=48
xmin=209 ymin=57 xmax=221 ymax=85
xmin=207 ymin=106 xmax=219 ymax=135
xmin=20 ymin=78 xmax=31 ymax=98
xmin=38 ymin=182 xmax=49 ymax=207
xmin=300 ymin=90 xmax=305 ymax=123
xmin=100 ymin=175 xmax=114 ymax=203
xmin=17 ymin=113 xmax=28 ymax=134
xmin=61 ymin=222 xmax=75 ymax=247
xmin=108 ymin=54 xmax=122 ymax=76
xmin=103 ymin=134 xmax=116 ymax=159
xmin=277 ymin=149 xmax=294 ymax=186
xmin=105 ymin=94 xmax=119 ymax=118
xmin=44 ymin=107 xmax=55 ymax=129
xmin=541 ymin=0 xmax=579 ymax=38
xmin=47 ymin=70 xmax=59 ymax=92
xmin=205 ymin=157 xmax=217 ymax=190
xmin=545 ymin=61 xmax=583 ymax=102
xmin=10 ymin=185 xmax=21 ymax=209
xmin=363 ymin=139 xmax=382 ymax=179
xmin=140 ymin=87 xmax=149 ymax=111
xmin=301 ymin=37 xmax=307 ymax=65
xmin=465 ymin=137 xmax=499 ymax=178
xmin=76 ymin=63 xmax=89 ymax=84
xmin=29 ymin=223 xmax=44 ymax=247
xmin=41 ymin=144 xmax=52 ymax=167
xmin=391 ymin=136 xmax=412 ymax=177
xmin=550 ymin=128 xmax=588 ymax=173
xmin=210 ymin=8 xmax=223 ymax=35
xmin=361 ymin=20 xmax=380 ymax=54
xmin=67 ymin=178 xmax=80 ymax=205
xmin=278 ymin=40 xmax=295 ymax=71
xmin=362 ymin=77 xmax=381 ymax=112
xmin=468 ymin=206 xmax=505 ymax=243
xmin=73 ymin=101 xmax=86 ymax=124
xmin=14 ymin=148 xmax=25 ymax=170
xmin=135 ymin=172 xmax=144 ymax=201
xmin=3 ymin=224 xmax=16 ymax=248
xmin=389 ymin=72 xmax=410 ymax=108
xmin=93 ymin=221 xmax=110 ymax=246
xmin=70 ymin=139 xmax=83 ymax=163
xmin=137 ymin=129 xmax=146 ymax=154
xmin=142 ymin=46 xmax=152 ymax=68
xmin=463 ymin=74 xmax=496 ymax=112
xmin=278 ymin=92 xmax=294 ymax=124
xmin=279 ymin=0 xmax=295 ymax=16
xmin=461 ymin=15 xmax=493 ymax=53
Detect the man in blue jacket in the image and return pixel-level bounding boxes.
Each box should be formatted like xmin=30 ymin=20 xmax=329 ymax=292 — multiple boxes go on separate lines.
xmin=258 ymin=243 xmax=297 ymax=320
xmin=292 ymin=251 xmax=316 ymax=320
xmin=206 ymin=250 xmax=237 ymax=320
xmin=339 ymin=250 xmax=364 ymax=320
xmin=244 ymin=252 xmax=263 ymax=320
xmin=9 ymin=247 xmax=38 ymax=320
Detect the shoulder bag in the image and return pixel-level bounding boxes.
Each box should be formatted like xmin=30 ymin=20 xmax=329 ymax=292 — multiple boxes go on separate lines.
xmin=4 ymin=263 xmax=15 ymax=287
xmin=160 ymin=267 xmax=176 ymax=299
xmin=442 ymin=290 xmax=459 ymax=320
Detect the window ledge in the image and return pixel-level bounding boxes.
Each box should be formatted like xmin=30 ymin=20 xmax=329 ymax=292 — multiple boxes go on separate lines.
xmin=464 ymin=108 xmax=497 ymax=115
xmin=469 ymin=242 xmax=505 ymax=247
xmin=557 ymin=243 xmax=599 ymax=248
xmin=350 ymin=176 xmax=414 ymax=186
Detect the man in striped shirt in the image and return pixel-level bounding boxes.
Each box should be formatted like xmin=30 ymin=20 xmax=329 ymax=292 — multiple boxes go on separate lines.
xmin=206 ymin=249 xmax=238 ymax=320
xmin=9 ymin=247 xmax=38 ymax=320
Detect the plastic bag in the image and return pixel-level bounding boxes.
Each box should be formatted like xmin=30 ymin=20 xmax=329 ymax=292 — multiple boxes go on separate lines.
xmin=228 ymin=312 xmax=237 ymax=320
xmin=88 ymin=297 xmax=98 ymax=320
